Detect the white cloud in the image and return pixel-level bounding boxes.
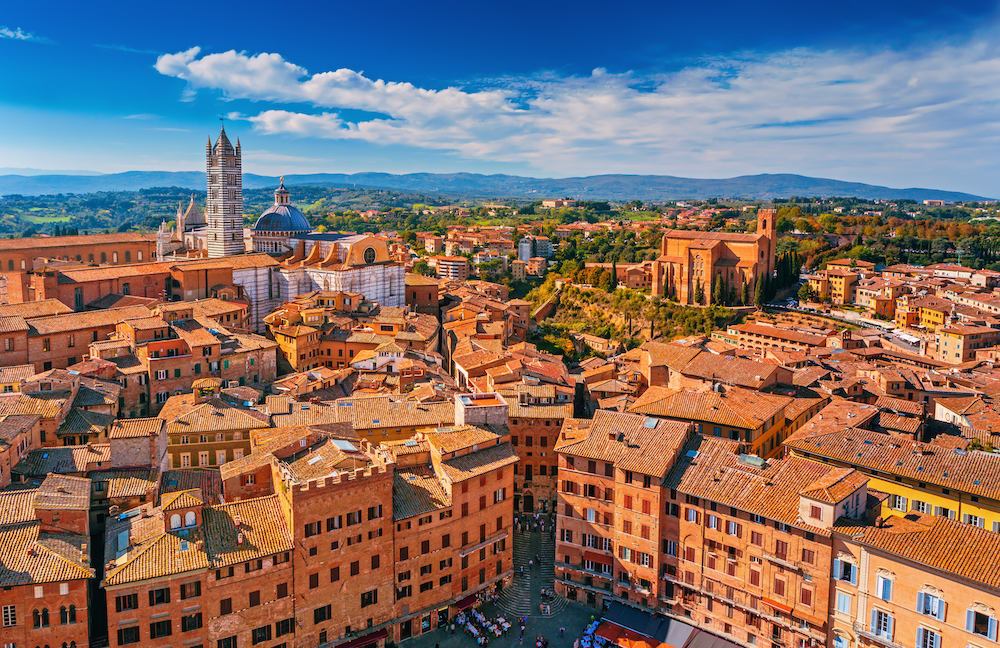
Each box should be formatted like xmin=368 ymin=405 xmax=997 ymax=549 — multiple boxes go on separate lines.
xmin=125 ymin=113 xmax=159 ymax=120
xmin=0 ymin=26 xmax=46 ymax=42
xmin=156 ymin=41 xmax=1000 ymax=193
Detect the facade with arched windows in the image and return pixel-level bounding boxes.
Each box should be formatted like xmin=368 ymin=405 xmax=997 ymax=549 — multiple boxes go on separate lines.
xmin=0 ymin=232 xmax=156 ymax=274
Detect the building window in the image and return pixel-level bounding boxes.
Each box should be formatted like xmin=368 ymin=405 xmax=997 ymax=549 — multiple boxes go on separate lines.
xmin=252 ymin=625 xmax=272 ymax=645
xmin=967 ymin=609 xmax=999 ymax=640
xmin=833 ymin=559 xmax=858 ymax=585
xmin=360 ymin=589 xmax=378 ymax=608
xmin=182 ymin=613 xmax=203 ymax=632
xmin=1 ymin=605 xmax=14 ymax=627
xmin=870 ymin=610 xmax=894 ymax=640
xmin=875 ymin=574 xmax=893 ymax=601
xmin=118 ymin=626 xmax=140 ymax=645
xmin=150 ymin=619 xmax=172 ymax=639
xmin=917 ymin=593 xmax=945 ymax=620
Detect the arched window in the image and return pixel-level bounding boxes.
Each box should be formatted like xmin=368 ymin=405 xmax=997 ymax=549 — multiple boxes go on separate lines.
xmin=76 ymin=255 xmax=81 ymax=261
xmin=41 ymin=608 xmax=49 ymax=627
xmin=88 ymin=254 xmax=94 ymax=262
xmin=169 ymin=513 xmax=182 ymax=529
xmin=60 ymin=606 xmax=67 ymax=625
xmin=184 ymin=511 xmax=196 ymax=527
xmin=125 ymin=251 xmax=131 ymax=262
xmin=100 ymin=252 xmax=107 ymax=263
xmin=33 ymin=609 xmax=41 ymax=628
xmin=20 ymin=259 xmax=25 ymax=270
xmin=112 ymin=252 xmax=118 ymax=263
xmin=68 ymin=606 xmax=76 ymax=624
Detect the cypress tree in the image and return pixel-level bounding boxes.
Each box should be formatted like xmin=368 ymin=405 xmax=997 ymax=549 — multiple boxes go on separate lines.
xmin=713 ymin=274 xmax=725 ymax=306
xmin=694 ymin=281 xmax=704 ymax=305
xmin=740 ymin=281 xmax=749 ymax=306
xmin=753 ymin=275 xmax=765 ymax=309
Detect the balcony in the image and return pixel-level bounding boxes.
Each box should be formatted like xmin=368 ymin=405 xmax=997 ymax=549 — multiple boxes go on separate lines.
xmin=853 ymin=623 xmax=904 ymax=648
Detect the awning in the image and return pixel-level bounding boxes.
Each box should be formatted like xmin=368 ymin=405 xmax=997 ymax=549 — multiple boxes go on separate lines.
xmin=456 ymin=594 xmax=478 ymax=610
xmin=762 ymin=598 xmax=793 ymax=615
xmin=584 ymin=551 xmax=613 ymax=566
xmin=597 ymin=623 xmax=624 ymax=642
xmin=336 ymin=628 xmax=388 ymax=648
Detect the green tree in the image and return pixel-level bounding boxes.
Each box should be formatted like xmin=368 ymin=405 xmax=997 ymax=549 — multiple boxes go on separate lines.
xmin=712 ymin=274 xmax=725 ymax=306
xmin=694 ymin=281 xmax=704 ymax=305
xmin=598 ymin=269 xmax=613 ymax=292
xmin=753 ymin=276 xmax=765 ymax=309
xmin=413 ymin=260 xmax=434 ymax=276
xmin=740 ymin=281 xmax=749 ymax=306
xmin=610 ymin=260 xmax=618 ymax=291
xmin=798 ymin=283 xmax=813 ymax=302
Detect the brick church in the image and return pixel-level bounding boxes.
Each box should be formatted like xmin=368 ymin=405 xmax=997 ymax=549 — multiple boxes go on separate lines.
xmin=651 ymin=208 xmax=777 ymax=305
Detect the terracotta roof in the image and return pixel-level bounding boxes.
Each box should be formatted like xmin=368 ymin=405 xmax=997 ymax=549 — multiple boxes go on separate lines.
xmin=665 ymin=436 xmax=866 ymax=535
xmin=12 ymin=444 xmax=111 ymax=477
xmin=57 ymin=408 xmax=115 ymax=437
xmin=0 ymin=391 xmax=68 ymax=419
xmin=731 ymin=323 xmax=827 ymax=346
xmin=642 ymin=342 xmax=702 ymax=370
xmin=439 ymin=441 xmax=519 ymax=483
xmin=0 ymin=299 xmax=72 ymax=319
xmin=0 ymin=232 xmax=153 ymax=251
xmin=835 ymin=512 xmax=1000 ymax=589
xmin=0 ymin=364 xmax=35 ymax=384
xmin=162 ymin=489 xmax=203 ymax=510
xmin=160 ymin=395 xmax=270 ymax=434
xmin=104 ymin=494 xmax=292 ymax=586
xmin=0 ymin=521 xmax=93 ymax=586
xmin=109 ymin=418 xmax=165 ymax=439
xmin=679 ymin=353 xmax=786 ymax=389
xmin=88 ymin=469 xmax=158 ymax=499
xmin=873 ymin=396 xmax=924 ymax=417
xmin=0 ymin=315 xmax=29 ymax=334
xmin=393 ymin=466 xmax=450 ymax=520
xmin=555 ymin=409 xmax=693 ymax=477
xmin=629 ymin=385 xmax=792 ymax=431
xmin=330 ymin=395 xmax=454 ymax=431
xmin=161 ymin=469 xmax=223 ymax=503
xmin=799 ymin=467 xmax=868 ymax=503
xmin=427 ymin=425 xmax=504 ymax=455
xmin=28 ymin=305 xmax=152 ymax=336
xmin=34 ymin=474 xmax=91 ymax=510
xmin=0 ymin=414 xmax=40 ymax=449
xmin=786 ymin=425 xmax=1000 ymax=501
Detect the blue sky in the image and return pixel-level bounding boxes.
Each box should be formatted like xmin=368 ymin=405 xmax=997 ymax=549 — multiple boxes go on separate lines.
xmin=2 ymin=1 xmax=1000 ymax=195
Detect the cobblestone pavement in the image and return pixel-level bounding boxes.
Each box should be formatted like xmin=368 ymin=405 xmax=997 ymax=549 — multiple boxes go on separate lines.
xmin=403 ymin=516 xmax=597 ymax=648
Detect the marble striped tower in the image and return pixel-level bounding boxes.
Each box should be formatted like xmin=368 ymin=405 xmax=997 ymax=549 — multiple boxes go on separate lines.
xmin=205 ymin=127 xmax=246 ymax=258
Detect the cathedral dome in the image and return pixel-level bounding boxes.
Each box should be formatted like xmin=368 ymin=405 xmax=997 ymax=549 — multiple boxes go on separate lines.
xmin=252 ymin=204 xmax=311 ymax=232
xmin=251 ymin=179 xmax=311 ymax=233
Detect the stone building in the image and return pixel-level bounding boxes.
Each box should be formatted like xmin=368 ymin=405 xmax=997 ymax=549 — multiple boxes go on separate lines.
xmin=205 ymin=127 xmax=246 ymax=258
xmin=0 ymin=474 xmax=94 ymax=648
xmin=651 ymin=209 xmax=776 ymax=305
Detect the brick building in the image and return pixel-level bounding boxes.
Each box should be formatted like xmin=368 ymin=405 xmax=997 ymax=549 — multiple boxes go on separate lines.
xmin=499 ymin=383 xmax=574 ymax=513
xmin=103 ymin=491 xmax=294 ymax=648
xmin=0 ymin=232 xmax=156 ymax=274
xmin=0 ymin=474 xmax=94 ymax=648
xmin=555 ymin=412 xmax=874 ymax=648
xmin=405 ymin=273 xmax=440 ymax=315
xmin=26 ymin=305 xmax=153 ymax=372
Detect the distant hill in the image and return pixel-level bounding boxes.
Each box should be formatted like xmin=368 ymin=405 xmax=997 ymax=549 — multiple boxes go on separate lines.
xmin=0 ymin=170 xmax=988 ymax=202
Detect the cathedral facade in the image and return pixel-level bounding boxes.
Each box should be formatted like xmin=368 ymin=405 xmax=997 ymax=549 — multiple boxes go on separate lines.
xmin=651 ymin=208 xmax=776 ymax=305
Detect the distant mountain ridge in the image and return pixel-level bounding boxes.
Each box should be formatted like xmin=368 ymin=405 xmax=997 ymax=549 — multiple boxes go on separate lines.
xmin=0 ymin=170 xmax=988 ymax=202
